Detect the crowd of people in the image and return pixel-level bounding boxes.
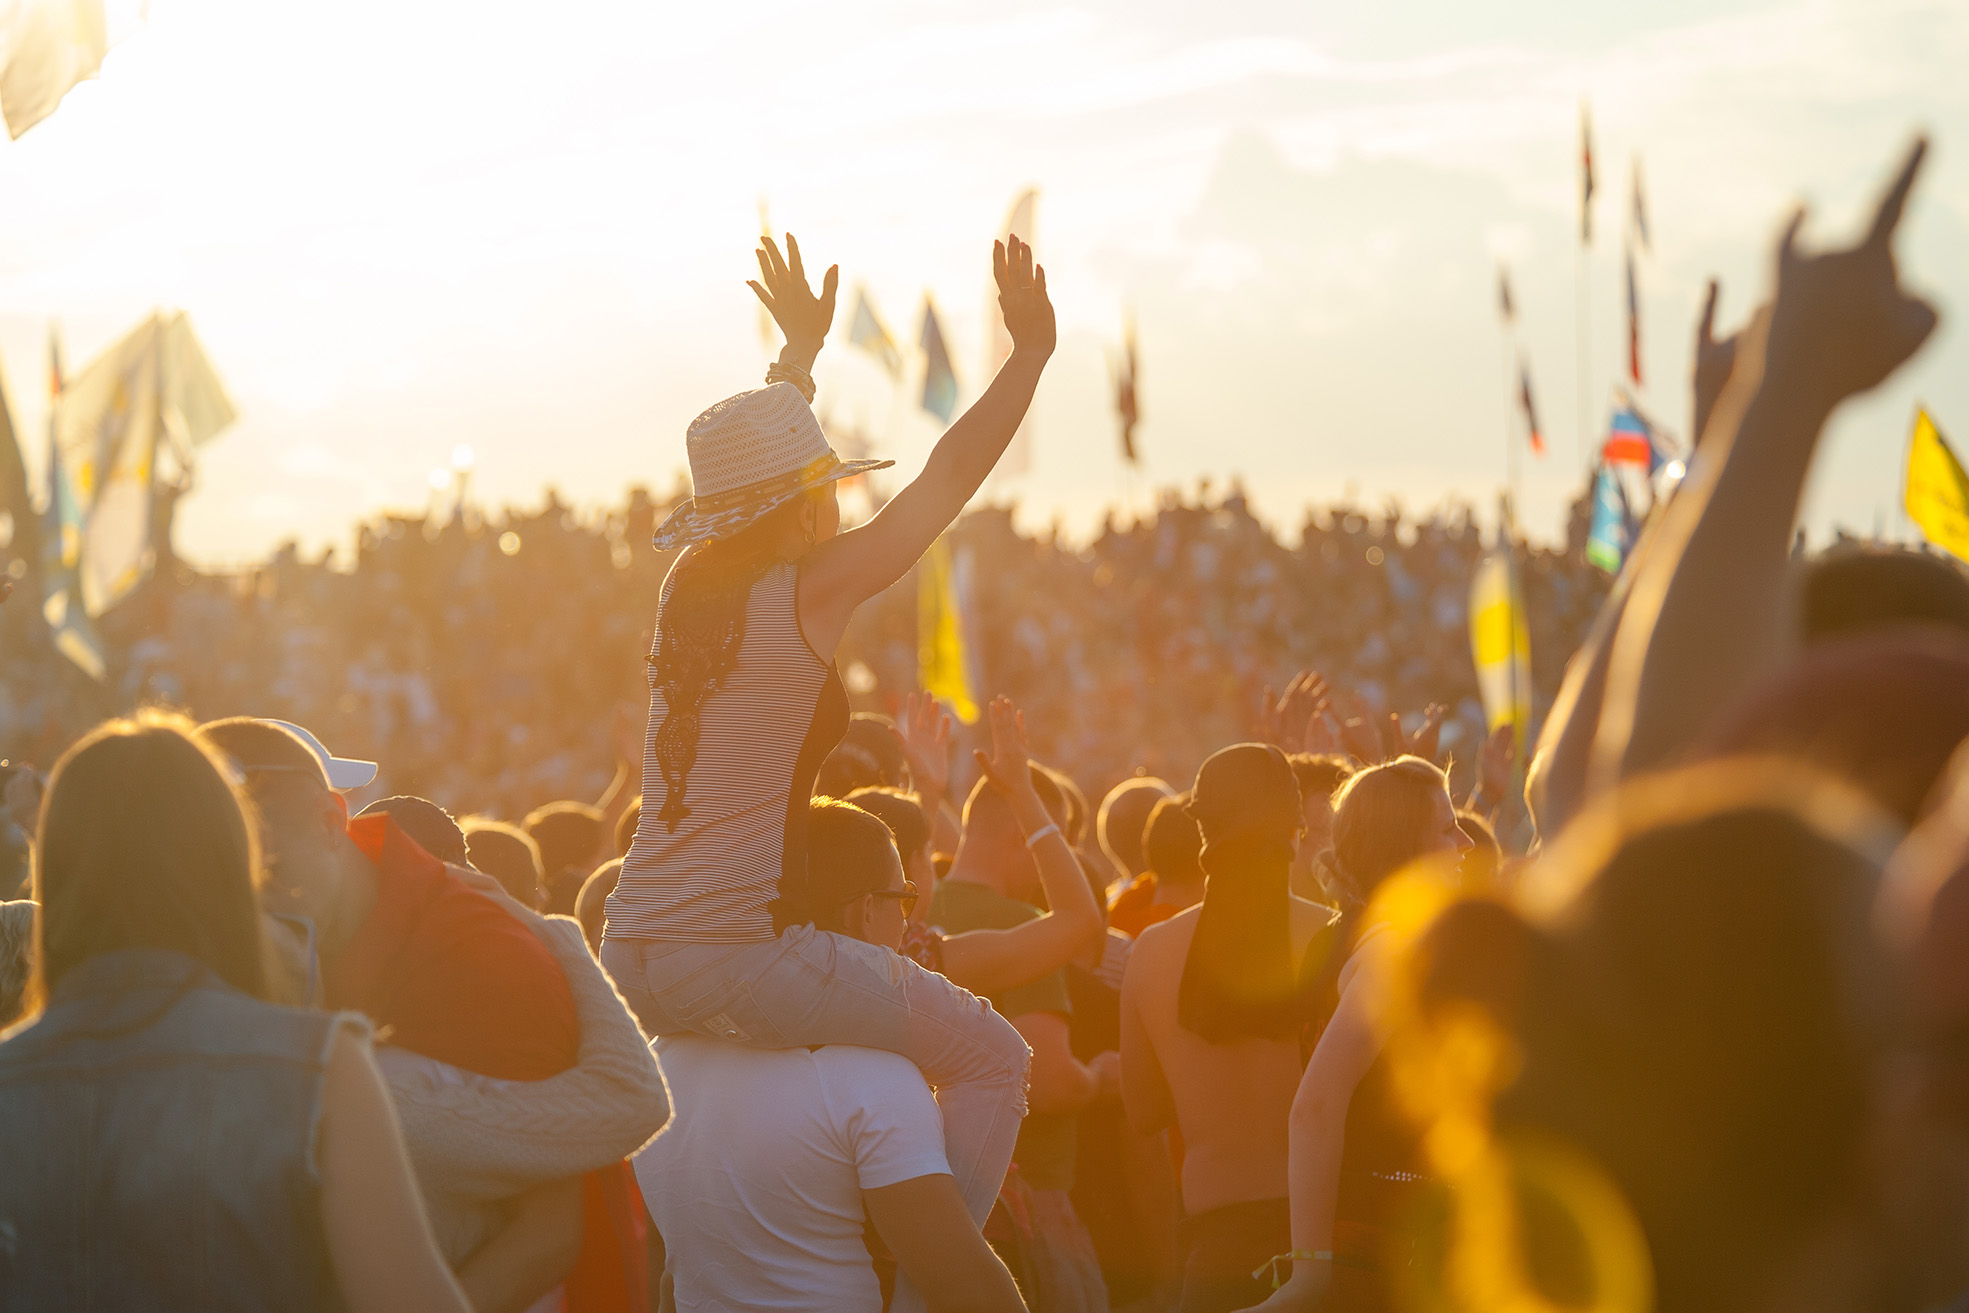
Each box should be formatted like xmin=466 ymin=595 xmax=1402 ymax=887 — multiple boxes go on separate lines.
xmin=3 ymin=135 xmax=1969 ymax=1313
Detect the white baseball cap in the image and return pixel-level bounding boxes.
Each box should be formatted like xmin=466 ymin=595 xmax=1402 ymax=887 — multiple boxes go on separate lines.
xmin=261 ymin=719 xmax=378 ymax=791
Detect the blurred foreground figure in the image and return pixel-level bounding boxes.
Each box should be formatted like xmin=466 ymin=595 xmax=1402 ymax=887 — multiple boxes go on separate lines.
xmin=0 ymin=713 xmax=473 ymax=1312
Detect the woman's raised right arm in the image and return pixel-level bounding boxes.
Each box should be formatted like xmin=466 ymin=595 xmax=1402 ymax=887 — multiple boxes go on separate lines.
xmin=798 ymin=237 xmax=1055 ymax=653
xmin=319 ymin=1026 xmax=474 ymax=1313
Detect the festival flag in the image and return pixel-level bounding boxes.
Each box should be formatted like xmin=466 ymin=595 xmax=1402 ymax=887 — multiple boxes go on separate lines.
xmin=919 ymin=299 xmax=958 ymax=425
xmin=1905 ymin=408 xmax=1969 ymax=564
xmin=1115 ymin=317 xmax=1140 ymax=465
xmin=0 ymin=358 xmax=33 ymax=581
xmin=917 ymin=535 xmax=980 ymax=722
xmin=1585 ymin=462 xmax=1633 ymax=573
xmin=55 ymin=311 xmax=235 ymax=616
xmin=1496 ymin=265 xmax=1516 ymax=323
xmin=1579 ymin=103 xmax=1596 ymax=245
xmin=985 ymin=188 xmax=1037 ymax=477
xmin=39 ymin=432 xmax=103 ymax=679
xmin=1517 ymin=356 xmax=1545 ymax=456
xmin=0 ymin=0 xmax=108 ymax=138
xmin=848 ymin=288 xmax=903 ymax=380
xmin=1603 ymin=405 xmax=1654 ymax=467
xmin=1631 ymin=156 xmax=1650 ymax=251
xmin=1469 ymin=552 xmax=1533 ymax=753
xmin=1624 ymin=241 xmax=1642 ymax=385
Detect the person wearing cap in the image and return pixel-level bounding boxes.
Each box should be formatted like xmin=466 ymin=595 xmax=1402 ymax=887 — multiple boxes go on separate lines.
xmin=198 ymin=717 xmax=670 ymax=1312
xmin=601 ymin=231 xmax=1055 ymax=1235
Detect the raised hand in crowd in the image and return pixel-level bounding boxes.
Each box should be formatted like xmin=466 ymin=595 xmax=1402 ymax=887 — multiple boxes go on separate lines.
xmin=1691 ymin=277 xmax=1741 ymax=447
xmin=747 ymin=231 xmax=839 ymax=375
xmin=1257 ymin=671 xmax=1330 ymax=754
xmin=1596 ymin=134 xmax=1937 ymax=787
xmin=994 ymin=232 xmax=1057 ymax=360
xmin=1471 ymin=721 xmax=1515 ymax=815
xmin=898 ymin=691 xmax=960 ymax=854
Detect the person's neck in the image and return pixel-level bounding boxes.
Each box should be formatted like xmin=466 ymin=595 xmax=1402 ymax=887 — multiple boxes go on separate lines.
xmin=1150 ymin=874 xmax=1205 ymax=910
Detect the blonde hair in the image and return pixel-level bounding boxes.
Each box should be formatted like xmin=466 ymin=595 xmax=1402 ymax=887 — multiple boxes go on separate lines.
xmin=1329 ymin=755 xmax=1449 ymax=898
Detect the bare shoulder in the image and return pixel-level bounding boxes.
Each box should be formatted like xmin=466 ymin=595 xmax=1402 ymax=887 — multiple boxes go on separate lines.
xmin=1133 ymin=905 xmax=1201 ymax=959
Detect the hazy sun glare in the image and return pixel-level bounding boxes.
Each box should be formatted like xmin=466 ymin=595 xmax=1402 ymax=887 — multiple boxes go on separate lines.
xmin=0 ymin=0 xmax=1963 ymax=566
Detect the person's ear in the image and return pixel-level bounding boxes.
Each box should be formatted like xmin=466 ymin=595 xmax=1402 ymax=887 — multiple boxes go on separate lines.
xmin=320 ymin=790 xmax=349 ymax=836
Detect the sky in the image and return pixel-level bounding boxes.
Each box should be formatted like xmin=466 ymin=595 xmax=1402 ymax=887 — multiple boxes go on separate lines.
xmin=0 ymin=0 xmax=1965 ymax=568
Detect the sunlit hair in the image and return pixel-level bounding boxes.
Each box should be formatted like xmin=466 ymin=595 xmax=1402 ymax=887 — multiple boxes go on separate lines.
xmin=646 ymin=490 xmax=824 ymax=832
xmin=846 ymin=787 xmax=931 ymax=864
xmin=1390 ymin=760 xmax=1899 ymax=1313
xmin=1330 ymin=755 xmax=1450 ymax=899
xmin=31 ymin=711 xmax=270 ymax=1011
xmin=806 ymin=798 xmax=902 ymax=937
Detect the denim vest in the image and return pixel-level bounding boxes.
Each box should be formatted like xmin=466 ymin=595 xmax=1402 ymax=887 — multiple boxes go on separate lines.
xmin=0 ymin=948 xmax=364 ymax=1312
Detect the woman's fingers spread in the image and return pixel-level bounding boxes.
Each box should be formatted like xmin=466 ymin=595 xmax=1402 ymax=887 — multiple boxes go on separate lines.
xmin=747 ymin=280 xmax=774 ymax=310
xmin=786 ymin=232 xmax=805 ymax=280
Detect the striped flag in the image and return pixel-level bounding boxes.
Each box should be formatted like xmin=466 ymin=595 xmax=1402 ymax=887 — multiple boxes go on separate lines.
xmin=848 ymin=288 xmax=903 ymax=380
xmin=919 ymin=300 xmax=958 ymax=424
xmin=1518 ymin=356 xmax=1545 ymax=456
xmin=1585 ymin=463 xmax=1634 ymax=573
xmin=1603 ymin=406 xmax=1654 ymax=467
xmin=1469 ymin=552 xmax=1533 ymax=755
xmin=918 ymin=536 xmax=980 ymax=722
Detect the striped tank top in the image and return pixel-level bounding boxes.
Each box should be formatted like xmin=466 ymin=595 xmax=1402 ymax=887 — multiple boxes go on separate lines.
xmin=607 ymin=558 xmax=849 ymax=943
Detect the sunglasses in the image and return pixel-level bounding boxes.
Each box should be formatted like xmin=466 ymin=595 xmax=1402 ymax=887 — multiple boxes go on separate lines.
xmin=864 ymin=880 xmax=920 ymax=917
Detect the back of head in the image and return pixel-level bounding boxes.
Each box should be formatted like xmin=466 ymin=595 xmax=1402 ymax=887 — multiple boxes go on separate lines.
xmin=806 ymin=798 xmax=902 ymax=936
xmin=524 ymin=801 xmax=606 ymax=915
xmin=356 ymin=795 xmax=467 ymax=865
xmin=37 ymin=712 xmax=269 ymax=1006
xmin=0 ymin=900 xmax=33 ymax=1028
xmin=816 ymin=715 xmax=906 ymax=797
xmin=1098 ymin=777 xmax=1174 ymax=878
xmin=1287 ymin=753 xmax=1354 ymax=805
xmin=1801 ymin=544 xmax=1969 ymax=645
xmin=1143 ymin=795 xmax=1204 ymax=889
xmin=1331 ymin=755 xmax=1450 ymax=900
xmin=963 ymin=764 xmax=1068 ymax=846
xmin=614 ymin=797 xmax=641 ymax=857
xmin=576 ymin=858 xmax=623 ymax=952
xmin=1179 ymin=743 xmax=1311 ymax=1044
xmin=846 ymin=787 xmax=931 ymax=863
xmin=1411 ymin=763 xmax=1895 ymax=1312
xmin=463 ymin=820 xmax=546 ymax=909
xmin=1045 ymin=767 xmax=1090 ymax=846
xmin=1700 ymin=629 xmax=1969 ymax=825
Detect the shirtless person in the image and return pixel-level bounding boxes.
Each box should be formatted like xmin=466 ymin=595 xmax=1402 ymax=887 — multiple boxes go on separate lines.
xmin=1119 ymin=744 xmax=1343 ymax=1313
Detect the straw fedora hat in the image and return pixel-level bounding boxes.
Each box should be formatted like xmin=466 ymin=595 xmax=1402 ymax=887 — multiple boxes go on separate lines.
xmin=652 ymin=383 xmax=892 ymax=552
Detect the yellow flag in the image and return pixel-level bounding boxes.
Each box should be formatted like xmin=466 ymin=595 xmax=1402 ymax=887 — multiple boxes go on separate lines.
xmin=1906 ymin=408 xmax=1969 ymax=563
xmin=918 ymin=536 xmax=980 ymax=723
xmin=1469 ymin=552 xmax=1532 ymax=750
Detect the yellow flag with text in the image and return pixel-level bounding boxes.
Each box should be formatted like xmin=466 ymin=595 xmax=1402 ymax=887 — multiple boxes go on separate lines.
xmin=1906 ymin=408 xmax=1969 ymax=564
xmin=1469 ymin=552 xmax=1532 ymax=750
xmin=918 ymin=536 xmax=980 ymax=723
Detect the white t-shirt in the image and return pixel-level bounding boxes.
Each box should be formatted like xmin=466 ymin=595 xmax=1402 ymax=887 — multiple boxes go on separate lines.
xmin=634 ymin=1035 xmax=951 ymax=1312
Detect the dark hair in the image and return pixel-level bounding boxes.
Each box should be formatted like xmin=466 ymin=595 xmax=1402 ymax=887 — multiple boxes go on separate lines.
xmin=576 ymin=858 xmax=622 ymax=953
xmin=1801 ymin=544 xmax=1969 ymax=645
xmin=1287 ymin=753 xmax=1353 ymax=802
xmin=1143 ymin=794 xmax=1203 ymax=888
xmin=1412 ymin=766 xmax=1892 ymax=1313
xmin=846 ymin=787 xmax=931 ymax=863
xmin=463 ymin=820 xmax=545 ymax=908
xmin=646 ymin=503 xmax=810 ymax=831
xmin=35 ymin=713 xmax=270 ymax=1007
xmin=615 ymin=797 xmax=641 ymax=857
xmin=523 ymin=802 xmax=604 ymax=915
xmin=1045 ymin=767 xmax=1090 ymax=846
xmin=1330 ymin=756 xmax=1449 ymax=899
xmin=356 ymin=796 xmax=467 ymax=865
xmin=1097 ymin=777 xmax=1173 ymax=877
xmin=1178 ymin=743 xmax=1310 ymax=1043
xmin=817 ymin=716 xmax=906 ymax=798
xmin=962 ymin=764 xmax=1068 ymax=837
xmin=806 ymin=799 xmax=902 ymax=936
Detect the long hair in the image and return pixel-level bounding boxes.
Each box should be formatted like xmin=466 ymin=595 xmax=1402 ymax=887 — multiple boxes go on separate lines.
xmin=1178 ymin=743 xmax=1311 ymax=1043
xmin=646 ymin=498 xmax=809 ymax=831
xmin=31 ymin=711 xmax=270 ymax=1011
xmin=1330 ymin=755 xmax=1449 ymax=902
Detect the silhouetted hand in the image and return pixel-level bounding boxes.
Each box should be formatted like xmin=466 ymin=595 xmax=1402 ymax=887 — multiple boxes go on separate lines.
xmin=1691 ymin=278 xmax=1740 ymax=447
xmin=972 ymin=695 xmax=1039 ymax=804
xmin=898 ymin=692 xmax=953 ymax=804
xmin=1763 ymin=137 xmax=1937 ymax=413
xmin=1477 ymin=723 xmax=1514 ymax=808
xmin=1259 ymin=671 xmax=1329 ymax=753
xmin=1401 ymin=703 xmax=1447 ymax=762
xmin=748 ymin=233 xmax=839 ymax=367
xmin=994 ymin=236 xmax=1056 ymax=360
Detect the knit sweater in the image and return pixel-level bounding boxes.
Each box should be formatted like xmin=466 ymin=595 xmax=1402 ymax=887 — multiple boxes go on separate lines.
xmin=376 ymin=912 xmax=669 ymax=1262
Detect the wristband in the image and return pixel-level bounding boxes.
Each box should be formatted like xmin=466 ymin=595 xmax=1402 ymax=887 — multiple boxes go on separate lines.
xmin=766 ymin=359 xmax=817 ymax=403
xmin=1023 ymin=822 xmax=1061 ymax=850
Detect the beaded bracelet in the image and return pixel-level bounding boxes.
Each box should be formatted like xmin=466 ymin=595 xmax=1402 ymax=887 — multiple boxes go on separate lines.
xmin=766 ymin=359 xmax=817 ymax=403
xmin=1252 ymin=1250 xmax=1333 ymax=1290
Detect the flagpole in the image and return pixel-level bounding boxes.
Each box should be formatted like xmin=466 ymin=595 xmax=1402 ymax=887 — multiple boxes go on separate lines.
xmin=1576 ymin=245 xmax=1590 ymax=476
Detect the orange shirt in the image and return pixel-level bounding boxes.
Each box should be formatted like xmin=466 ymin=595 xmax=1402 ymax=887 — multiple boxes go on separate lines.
xmin=1107 ymin=872 xmax=1181 ymax=940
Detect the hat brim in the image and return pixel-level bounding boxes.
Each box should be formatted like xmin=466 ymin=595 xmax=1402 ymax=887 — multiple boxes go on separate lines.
xmin=651 ymin=457 xmax=894 ymax=553
xmin=325 ymin=757 xmax=379 ymax=790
